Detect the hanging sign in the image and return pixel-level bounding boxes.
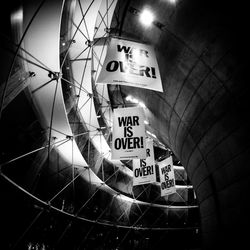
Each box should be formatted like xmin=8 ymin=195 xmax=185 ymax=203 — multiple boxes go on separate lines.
xmin=96 ymin=37 xmax=163 ymax=92
xmin=111 ymin=107 xmax=146 ymax=160
xmin=133 ymin=138 xmax=156 ymax=186
xmin=158 ymin=156 xmax=176 ymax=196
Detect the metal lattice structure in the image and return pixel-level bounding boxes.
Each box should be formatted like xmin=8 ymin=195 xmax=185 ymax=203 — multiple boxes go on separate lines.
xmin=0 ymin=1 xmax=200 ymax=249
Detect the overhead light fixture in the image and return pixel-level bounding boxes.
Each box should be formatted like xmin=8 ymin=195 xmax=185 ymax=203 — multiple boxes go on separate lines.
xmin=11 ymin=8 xmax=23 ymax=23
xmin=125 ymin=95 xmax=138 ymax=104
xmin=129 ymin=6 xmax=164 ymax=30
xmin=138 ymin=101 xmax=146 ymax=108
xmin=125 ymin=96 xmax=147 ymax=108
xmin=168 ymin=0 xmax=177 ymax=4
xmin=125 ymin=95 xmax=132 ymax=102
xmin=146 ymin=130 xmax=157 ymax=139
xmin=139 ymin=9 xmax=154 ymax=27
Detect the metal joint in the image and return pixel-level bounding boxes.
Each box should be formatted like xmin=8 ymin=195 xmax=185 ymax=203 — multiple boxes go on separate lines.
xmin=29 ymin=71 xmax=36 ymax=77
xmin=48 ymin=71 xmax=62 ymax=80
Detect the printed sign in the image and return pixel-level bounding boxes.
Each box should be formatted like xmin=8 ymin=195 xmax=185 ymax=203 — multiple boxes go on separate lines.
xmin=96 ymin=37 xmax=163 ymax=92
xmin=111 ymin=107 xmax=146 ymax=160
xmin=133 ymin=139 xmax=156 ymax=186
xmin=158 ymin=156 xmax=176 ymax=196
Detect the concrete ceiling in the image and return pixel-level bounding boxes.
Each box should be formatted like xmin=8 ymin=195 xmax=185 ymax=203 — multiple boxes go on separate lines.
xmin=112 ymin=0 xmax=250 ymax=249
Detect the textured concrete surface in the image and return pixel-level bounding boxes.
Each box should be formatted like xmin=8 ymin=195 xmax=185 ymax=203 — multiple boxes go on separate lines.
xmin=118 ymin=0 xmax=250 ymax=249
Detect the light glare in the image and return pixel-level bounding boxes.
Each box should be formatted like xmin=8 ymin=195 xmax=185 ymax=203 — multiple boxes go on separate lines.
xmin=139 ymin=9 xmax=154 ymax=26
xmin=11 ymin=8 xmax=23 ymax=23
xmin=168 ymin=0 xmax=177 ymax=4
xmin=126 ymin=96 xmax=147 ymax=108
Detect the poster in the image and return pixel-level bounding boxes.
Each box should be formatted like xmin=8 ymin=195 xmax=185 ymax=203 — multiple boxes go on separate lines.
xmin=158 ymin=156 xmax=176 ymax=196
xmin=96 ymin=37 xmax=163 ymax=92
xmin=133 ymin=138 xmax=156 ymax=186
xmin=111 ymin=107 xmax=146 ymax=160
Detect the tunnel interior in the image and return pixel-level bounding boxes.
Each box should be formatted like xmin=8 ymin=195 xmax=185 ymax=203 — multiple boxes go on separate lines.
xmin=0 ymin=0 xmax=250 ymax=250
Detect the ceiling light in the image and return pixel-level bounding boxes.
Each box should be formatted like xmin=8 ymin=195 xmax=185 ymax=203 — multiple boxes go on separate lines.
xmin=138 ymin=101 xmax=146 ymax=108
xmin=126 ymin=95 xmax=139 ymax=104
xmin=146 ymin=130 xmax=157 ymax=138
xmin=126 ymin=96 xmax=147 ymax=108
xmin=125 ymin=95 xmax=132 ymax=102
xmin=11 ymin=8 xmax=23 ymax=23
xmin=139 ymin=9 xmax=154 ymax=27
xmin=168 ymin=0 xmax=177 ymax=4
xmin=133 ymin=98 xmax=139 ymax=104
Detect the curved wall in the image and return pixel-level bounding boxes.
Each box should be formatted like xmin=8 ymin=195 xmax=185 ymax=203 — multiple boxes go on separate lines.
xmin=116 ymin=0 xmax=250 ymax=249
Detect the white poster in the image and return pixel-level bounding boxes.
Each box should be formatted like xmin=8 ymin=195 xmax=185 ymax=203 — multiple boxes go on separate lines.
xmin=96 ymin=37 xmax=163 ymax=92
xmin=158 ymin=156 xmax=176 ymax=196
xmin=133 ymin=138 xmax=156 ymax=186
xmin=112 ymin=107 xmax=146 ymax=160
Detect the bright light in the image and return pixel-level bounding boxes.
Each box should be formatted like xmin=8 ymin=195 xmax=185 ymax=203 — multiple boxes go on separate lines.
xmin=11 ymin=8 xmax=23 ymax=23
xmin=126 ymin=96 xmax=147 ymax=108
xmin=125 ymin=95 xmax=138 ymax=104
xmin=138 ymin=101 xmax=146 ymax=108
xmin=146 ymin=130 xmax=157 ymax=139
xmin=139 ymin=9 xmax=154 ymax=26
xmin=168 ymin=0 xmax=177 ymax=4
xmin=133 ymin=98 xmax=139 ymax=104
xmin=125 ymin=95 xmax=132 ymax=102
xmin=144 ymin=120 xmax=149 ymax=125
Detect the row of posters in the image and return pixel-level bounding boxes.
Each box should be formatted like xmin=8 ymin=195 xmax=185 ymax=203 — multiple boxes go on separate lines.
xmin=111 ymin=106 xmax=176 ymax=196
xmin=95 ymin=37 xmax=175 ymax=196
